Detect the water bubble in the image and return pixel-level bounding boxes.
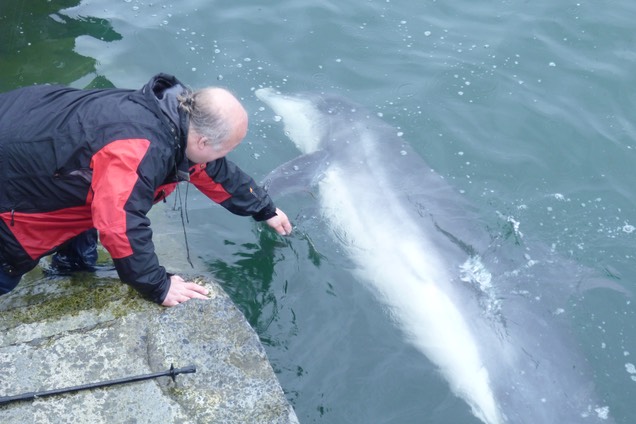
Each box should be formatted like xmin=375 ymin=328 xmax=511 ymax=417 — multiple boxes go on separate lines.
xmin=595 ymin=406 xmax=610 ymax=420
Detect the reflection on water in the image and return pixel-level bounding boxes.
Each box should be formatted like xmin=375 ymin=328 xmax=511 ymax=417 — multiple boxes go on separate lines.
xmin=0 ymin=1 xmax=120 ymax=91
xmin=206 ymin=229 xmax=292 ymax=340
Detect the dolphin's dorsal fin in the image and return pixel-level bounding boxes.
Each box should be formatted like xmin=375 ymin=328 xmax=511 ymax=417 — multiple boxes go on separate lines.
xmin=260 ymin=150 xmax=330 ymax=198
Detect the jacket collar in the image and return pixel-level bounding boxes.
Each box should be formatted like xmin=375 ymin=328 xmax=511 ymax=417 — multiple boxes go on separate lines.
xmin=140 ymin=73 xmax=191 ymax=182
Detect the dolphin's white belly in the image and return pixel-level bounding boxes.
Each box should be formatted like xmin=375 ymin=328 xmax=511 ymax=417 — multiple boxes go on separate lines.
xmin=319 ymin=164 xmax=504 ymax=424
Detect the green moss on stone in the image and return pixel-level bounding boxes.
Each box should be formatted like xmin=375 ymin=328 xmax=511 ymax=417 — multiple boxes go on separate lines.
xmin=2 ymin=278 xmax=155 ymax=328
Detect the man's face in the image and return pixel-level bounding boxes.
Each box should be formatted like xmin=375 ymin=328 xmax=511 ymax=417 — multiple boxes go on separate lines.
xmin=184 ymin=92 xmax=249 ymax=164
xmin=185 ymin=134 xmax=242 ymax=164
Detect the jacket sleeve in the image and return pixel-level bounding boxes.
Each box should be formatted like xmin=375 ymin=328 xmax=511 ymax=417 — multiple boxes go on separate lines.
xmin=189 ymin=158 xmax=277 ymax=221
xmin=90 ymin=139 xmax=171 ymax=304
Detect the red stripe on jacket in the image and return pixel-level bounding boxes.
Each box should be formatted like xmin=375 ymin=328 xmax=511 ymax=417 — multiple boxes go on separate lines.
xmin=0 ymin=206 xmax=93 ymax=259
xmin=90 ymin=138 xmax=150 ymax=259
xmin=189 ymin=163 xmax=232 ymax=203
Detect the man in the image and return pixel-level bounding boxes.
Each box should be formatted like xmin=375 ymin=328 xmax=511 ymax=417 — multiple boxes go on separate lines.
xmin=0 ymin=73 xmax=292 ymax=306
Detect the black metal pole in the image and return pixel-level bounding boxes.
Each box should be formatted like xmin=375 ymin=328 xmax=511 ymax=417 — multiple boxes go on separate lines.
xmin=0 ymin=364 xmax=195 ymax=406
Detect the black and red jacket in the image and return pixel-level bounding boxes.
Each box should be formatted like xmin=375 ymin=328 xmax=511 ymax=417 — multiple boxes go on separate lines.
xmin=0 ymin=73 xmax=277 ymax=303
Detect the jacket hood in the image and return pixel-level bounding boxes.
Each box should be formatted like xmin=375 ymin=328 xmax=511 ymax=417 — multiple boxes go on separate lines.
xmin=138 ymin=73 xmax=191 ymax=181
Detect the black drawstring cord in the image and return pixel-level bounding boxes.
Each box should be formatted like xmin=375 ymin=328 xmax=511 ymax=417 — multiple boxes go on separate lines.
xmin=174 ymin=163 xmax=194 ymax=269
xmin=179 ymin=188 xmax=194 ymax=269
xmin=184 ymin=183 xmax=190 ymax=224
xmin=172 ymin=188 xmax=178 ymax=210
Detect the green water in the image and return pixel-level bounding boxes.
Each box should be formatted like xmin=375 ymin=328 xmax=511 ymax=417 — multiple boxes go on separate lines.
xmin=2 ymin=1 xmax=636 ymax=423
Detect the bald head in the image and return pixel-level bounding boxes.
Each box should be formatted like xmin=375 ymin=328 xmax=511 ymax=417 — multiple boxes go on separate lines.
xmin=181 ymin=87 xmax=249 ymax=163
xmin=196 ymin=88 xmax=248 ymax=148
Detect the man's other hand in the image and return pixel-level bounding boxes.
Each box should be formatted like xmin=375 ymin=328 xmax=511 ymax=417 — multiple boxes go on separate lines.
xmin=161 ymin=275 xmax=209 ymax=306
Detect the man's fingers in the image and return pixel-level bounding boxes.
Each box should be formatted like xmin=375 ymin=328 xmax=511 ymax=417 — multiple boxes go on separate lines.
xmin=162 ymin=277 xmax=210 ymax=307
xmin=282 ymin=221 xmax=292 ymax=235
xmin=184 ymin=282 xmax=210 ymax=295
xmin=174 ymin=282 xmax=209 ymax=302
xmin=268 ymin=208 xmax=292 ymax=236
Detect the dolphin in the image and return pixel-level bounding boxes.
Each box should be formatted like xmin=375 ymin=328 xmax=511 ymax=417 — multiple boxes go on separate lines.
xmin=255 ymin=88 xmax=618 ymax=424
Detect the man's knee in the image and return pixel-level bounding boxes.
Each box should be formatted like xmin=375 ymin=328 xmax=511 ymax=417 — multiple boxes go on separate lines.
xmin=0 ymin=263 xmax=23 ymax=295
xmin=52 ymin=229 xmax=99 ymax=272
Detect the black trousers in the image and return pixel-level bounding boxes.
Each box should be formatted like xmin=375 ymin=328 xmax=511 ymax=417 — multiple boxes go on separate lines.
xmin=0 ymin=228 xmax=98 ymax=295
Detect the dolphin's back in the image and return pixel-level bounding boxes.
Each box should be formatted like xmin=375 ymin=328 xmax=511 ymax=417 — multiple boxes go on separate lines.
xmin=256 ymin=88 xmax=617 ymax=424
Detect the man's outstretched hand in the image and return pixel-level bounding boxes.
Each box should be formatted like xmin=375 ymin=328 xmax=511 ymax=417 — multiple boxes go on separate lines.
xmin=162 ymin=275 xmax=209 ymax=307
xmin=266 ymin=208 xmax=293 ymax=236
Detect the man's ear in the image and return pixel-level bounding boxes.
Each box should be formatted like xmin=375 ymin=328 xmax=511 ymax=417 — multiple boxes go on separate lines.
xmin=197 ymin=135 xmax=208 ymax=149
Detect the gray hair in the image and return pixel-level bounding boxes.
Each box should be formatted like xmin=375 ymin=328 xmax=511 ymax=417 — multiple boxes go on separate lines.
xmin=178 ymin=88 xmax=231 ymax=149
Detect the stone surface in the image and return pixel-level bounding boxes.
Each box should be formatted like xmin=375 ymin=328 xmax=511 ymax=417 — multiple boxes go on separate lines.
xmin=0 ymin=206 xmax=298 ymax=424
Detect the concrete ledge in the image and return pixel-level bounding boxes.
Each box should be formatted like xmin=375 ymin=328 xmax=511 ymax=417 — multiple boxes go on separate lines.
xmin=0 ymin=272 xmax=298 ymax=423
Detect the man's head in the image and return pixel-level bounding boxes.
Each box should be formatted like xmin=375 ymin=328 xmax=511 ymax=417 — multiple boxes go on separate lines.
xmin=180 ymin=87 xmax=248 ymax=164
